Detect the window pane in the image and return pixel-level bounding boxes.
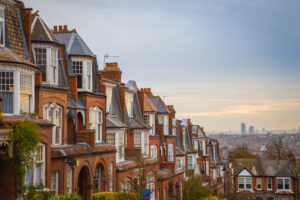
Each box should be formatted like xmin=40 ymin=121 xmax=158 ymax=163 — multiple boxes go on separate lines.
xmin=35 ymin=48 xmax=47 ymax=81
xmin=20 ymin=93 xmax=30 ymax=113
xmin=285 ymin=179 xmax=290 ymax=190
xmin=107 ymin=132 xmax=116 ymax=146
xmin=277 ymin=179 xmax=283 ymax=189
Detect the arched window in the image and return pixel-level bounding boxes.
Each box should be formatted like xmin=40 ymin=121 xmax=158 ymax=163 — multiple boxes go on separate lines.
xmin=89 ymin=107 xmax=102 ymax=143
xmin=168 ymin=143 xmax=174 ymax=162
xmin=94 ymin=164 xmax=105 ymax=193
xmin=121 ymin=177 xmax=131 ymax=192
xmin=150 ymin=145 xmax=157 ymax=160
xmin=43 ymin=103 xmax=62 ymax=145
xmin=108 ymin=162 xmax=113 ymax=192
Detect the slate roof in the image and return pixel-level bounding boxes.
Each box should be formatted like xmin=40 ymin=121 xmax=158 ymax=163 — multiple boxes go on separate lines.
xmin=52 ymin=143 xmax=116 ymax=158
xmin=106 ymin=115 xmax=127 ymax=128
xmin=31 ymin=15 xmax=62 ymax=44
xmin=176 ymin=147 xmax=186 ymax=156
xmin=149 ymin=96 xmax=170 ymax=114
xmin=127 ymin=117 xmax=151 ymax=129
xmin=0 ymin=47 xmax=35 ymax=68
xmin=77 ymin=96 xmax=87 ymax=109
xmin=54 ymin=32 xmax=95 ymax=57
xmin=234 ymin=159 xmax=294 ymax=177
xmin=5 ymin=5 xmax=29 ymax=60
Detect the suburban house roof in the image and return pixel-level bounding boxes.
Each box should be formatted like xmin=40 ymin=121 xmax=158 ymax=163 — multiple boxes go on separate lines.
xmin=234 ymin=159 xmax=294 ymax=177
xmin=149 ymin=96 xmax=170 ymax=114
xmin=144 ymin=93 xmax=157 ymax=112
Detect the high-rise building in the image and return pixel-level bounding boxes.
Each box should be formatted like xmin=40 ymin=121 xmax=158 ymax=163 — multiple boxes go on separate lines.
xmin=249 ymin=126 xmax=254 ymax=134
xmin=241 ymin=123 xmax=246 ymax=135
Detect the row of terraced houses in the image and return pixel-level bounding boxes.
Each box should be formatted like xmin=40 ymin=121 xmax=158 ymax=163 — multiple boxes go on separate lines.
xmin=0 ymin=0 xmax=225 ymax=199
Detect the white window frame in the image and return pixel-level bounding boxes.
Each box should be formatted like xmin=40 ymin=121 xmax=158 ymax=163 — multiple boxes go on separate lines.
xmin=134 ymin=131 xmax=141 ymax=147
xmin=142 ymin=131 xmax=149 ymax=156
xmin=187 ymin=156 xmax=193 ymax=170
xmin=51 ymin=171 xmax=59 ymax=196
xmin=25 ymin=144 xmax=46 ymax=186
xmin=20 ymin=73 xmax=33 ymax=114
xmin=71 ymin=57 xmax=93 ymax=91
xmin=108 ymin=162 xmax=113 ymax=192
xmin=238 ymin=177 xmax=252 ymax=191
xmin=106 ymin=86 xmax=113 ymax=113
xmin=67 ymin=168 xmax=73 ymax=193
xmin=125 ymin=91 xmax=134 ymax=117
xmin=89 ymin=106 xmax=103 ymax=143
xmin=43 ymin=103 xmax=62 ymax=145
xmin=34 ymin=46 xmax=58 ymax=85
xmin=267 ymin=177 xmax=272 ymax=190
xmin=256 ymin=177 xmax=262 ymax=190
xmin=168 ymin=143 xmax=174 ymax=162
xmin=121 ymin=177 xmax=131 ymax=192
xmin=276 ymin=177 xmax=291 ymax=192
xmin=0 ymin=6 xmax=5 ymax=47
xmin=150 ymin=145 xmax=157 ymax=160
xmin=147 ymin=172 xmax=155 ymax=200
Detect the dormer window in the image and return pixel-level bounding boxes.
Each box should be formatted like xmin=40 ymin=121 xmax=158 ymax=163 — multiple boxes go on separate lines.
xmin=34 ymin=47 xmax=58 ymax=84
xmin=0 ymin=6 xmax=4 ymax=47
xmin=106 ymin=86 xmax=113 ymax=113
xmin=125 ymin=92 xmax=134 ymax=117
xmin=72 ymin=59 xmax=92 ymax=91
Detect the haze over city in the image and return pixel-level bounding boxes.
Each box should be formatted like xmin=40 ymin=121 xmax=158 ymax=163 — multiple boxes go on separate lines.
xmin=26 ymin=0 xmax=300 ymax=131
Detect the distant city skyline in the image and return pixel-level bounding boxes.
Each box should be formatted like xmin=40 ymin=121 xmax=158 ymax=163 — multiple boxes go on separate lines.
xmin=26 ymin=0 xmax=300 ymax=131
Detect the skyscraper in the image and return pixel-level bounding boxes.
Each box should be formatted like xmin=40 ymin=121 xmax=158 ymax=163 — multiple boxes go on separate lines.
xmin=241 ymin=123 xmax=246 ymax=135
xmin=249 ymin=126 xmax=254 ymax=134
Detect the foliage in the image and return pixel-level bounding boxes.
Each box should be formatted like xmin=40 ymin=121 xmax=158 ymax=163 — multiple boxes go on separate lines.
xmin=183 ymin=177 xmax=212 ymax=200
xmin=228 ymin=146 xmax=257 ymax=159
xmin=5 ymin=120 xmax=41 ymax=194
xmin=226 ymin=192 xmax=251 ymax=200
xmin=51 ymin=193 xmax=82 ymax=200
xmin=264 ymin=137 xmax=287 ymax=159
xmin=26 ymin=190 xmax=52 ymax=200
xmin=92 ymin=192 xmax=138 ymax=200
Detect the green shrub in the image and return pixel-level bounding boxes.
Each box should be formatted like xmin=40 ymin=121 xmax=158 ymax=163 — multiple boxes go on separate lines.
xmin=92 ymin=192 xmax=138 ymax=200
xmin=26 ymin=190 xmax=52 ymax=200
xmin=51 ymin=193 xmax=82 ymax=200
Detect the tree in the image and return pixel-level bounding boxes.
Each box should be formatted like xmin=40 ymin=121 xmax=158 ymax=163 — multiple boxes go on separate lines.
xmin=264 ymin=137 xmax=287 ymax=159
xmin=183 ymin=177 xmax=211 ymax=200
xmin=228 ymin=146 xmax=256 ymax=159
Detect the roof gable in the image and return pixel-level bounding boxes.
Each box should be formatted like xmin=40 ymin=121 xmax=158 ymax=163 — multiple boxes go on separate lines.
xmin=237 ymin=168 xmax=253 ymax=176
xmin=144 ymin=94 xmax=157 ymax=112
xmin=149 ymin=96 xmax=170 ymax=114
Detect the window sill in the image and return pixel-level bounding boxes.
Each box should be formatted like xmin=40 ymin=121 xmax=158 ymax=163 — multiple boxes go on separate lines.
xmin=275 ymin=190 xmax=293 ymax=194
xmin=237 ymin=189 xmax=254 ymax=193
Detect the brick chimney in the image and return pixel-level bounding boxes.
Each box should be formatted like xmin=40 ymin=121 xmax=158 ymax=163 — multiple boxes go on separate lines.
xmin=100 ymin=62 xmax=122 ymax=83
xmin=52 ymin=25 xmax=76 ymax=33
xmin=140 ymin=88 xmax=153 ymax=97
xmin=287 ymin=151 xmax=296 ymax=168
xmin=168 ymin=105 xmax=176 ymax=134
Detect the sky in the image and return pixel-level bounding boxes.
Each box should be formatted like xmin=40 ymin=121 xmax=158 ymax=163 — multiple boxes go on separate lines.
xmin=25 ymin=0 xmax=300 ymax=131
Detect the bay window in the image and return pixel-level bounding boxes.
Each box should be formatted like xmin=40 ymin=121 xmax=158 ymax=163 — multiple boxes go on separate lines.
xmin=25 ymin=144 xmax=45 ymax=186
xmin=87 ymin=61 xmax=92 ymax=90
xmin=134 ymin=131 xmax=141 ymax=147
xmin=147 ymin=173 xmax=155 ymax=200
xmin=107 ymin=131 xmax=124 ymax=162
xmin=238 ymin=177 xmax=252 ymax=190
xmin=72 ymin=59 xmax=93 ymax=91
xmin=72 ymin=61 xmax=83 ymax=88
xmin=144 ymin=114 xmax=150 ymax=126
xmin=277 ymin=178 xmax=291 ymax=191
xmin=34 ymin=47 xmax=58 ymax=84
xmin=150 ymin=145 xmax=157 ymax=160
xmin=121 ymin=177 xmax=131 ymax=192
xmin=106 ymin=86 xmax=113 ymax=113
xmin=20 ymin=74 xmax=32 ymax=113
xmin=168 ymin=143 xmax=174 ymax=162
xmin=188 ymin=156 xmax=193 ymax=170
xmin=106 ymin=132 xmax=116 ymax=146
xmin=0 ymin=7 xmax=4 ymax=46
xmin=89 ymin=106 xmax=102 ymax=143
xmin=143 ymin=132 xmax=149 ymax=156
xmin=51 ymin=171 xmax=59 ymax=196
xmin=0 ymin=71 xmax=13 ymax=113
xmin=118 ymin=132 xmax=124 ymax=161
xmin=43 ymin=103 xmax=62 ymax=145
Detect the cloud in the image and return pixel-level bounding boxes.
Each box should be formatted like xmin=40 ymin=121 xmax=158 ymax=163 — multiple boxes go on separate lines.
xmin=177 ymin=99 xmax=300 ymax=117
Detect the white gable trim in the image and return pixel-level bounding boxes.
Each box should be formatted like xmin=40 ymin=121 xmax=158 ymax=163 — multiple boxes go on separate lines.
xmin=237 ymin=168 xmax=252 ymax=177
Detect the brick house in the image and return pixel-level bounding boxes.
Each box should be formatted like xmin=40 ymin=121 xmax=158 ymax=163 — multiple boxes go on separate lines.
xmin=0 ymin=1 xmax=227 ymax=200
xmin=231 ymin=155 xmax=299 ymax=200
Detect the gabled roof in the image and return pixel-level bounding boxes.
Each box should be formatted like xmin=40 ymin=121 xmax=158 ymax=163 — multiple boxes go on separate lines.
xmin=144 ymin=93 xmax=157 ymax=113
xmin=106 ymin=115 xmax=127 ymax=128
xmin=54 ymin=32 xmax=95 ymax=57
xmin=0 ymin=47 xmax=35 ymax=68
xmin=234 ymin=159 xmax=294 ymax=177
xmin=149 ymin=96 xmax=170 ymax=114
xmin=31 ymin=15 xmax=62 ymax=45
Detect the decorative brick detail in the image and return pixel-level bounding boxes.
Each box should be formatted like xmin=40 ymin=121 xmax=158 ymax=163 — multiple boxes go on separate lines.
xmin=125 ymin=147 xmax=141 ymax=160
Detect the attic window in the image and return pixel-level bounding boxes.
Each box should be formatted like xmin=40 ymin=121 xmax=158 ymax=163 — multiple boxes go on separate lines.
xmin=0 ymin=7 xmax=4 ymax=46
xmin=72 ymin=61 xmax=83 ymax=89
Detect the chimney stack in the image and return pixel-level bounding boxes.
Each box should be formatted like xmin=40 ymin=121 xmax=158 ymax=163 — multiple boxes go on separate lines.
xmin=54 ymin=26 xmax=57 ymax=32
xmin=59 ymin=25 xmax=63 ymax=31
xmin=64 ymin=25 xmax=68 ymax=31
xmin=100 ymin=62 xmax=122 ymax=83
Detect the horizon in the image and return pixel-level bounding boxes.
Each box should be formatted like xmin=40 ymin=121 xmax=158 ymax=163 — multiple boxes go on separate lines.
xmin=25 ymin=0 xmax=300 ymax=131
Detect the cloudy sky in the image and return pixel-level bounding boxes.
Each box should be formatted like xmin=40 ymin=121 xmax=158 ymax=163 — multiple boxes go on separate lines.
xmin=25 ymin=0 xmax=300 ymax=131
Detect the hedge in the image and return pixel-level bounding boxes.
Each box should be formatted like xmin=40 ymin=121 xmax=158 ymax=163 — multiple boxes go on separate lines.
xmin=92 ymin=192 xmax=138 ymax=200
xmin=51 ymin=193 xmax=82 ymax=200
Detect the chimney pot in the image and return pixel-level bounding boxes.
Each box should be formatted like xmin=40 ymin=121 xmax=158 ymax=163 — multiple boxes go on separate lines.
xmin=54 ymin=26 xmax=57 ymax=32
xmin=59 ymin=25 xmax=62 ymax=31
xmin=64 ymin=25 xmax=67 ymax=31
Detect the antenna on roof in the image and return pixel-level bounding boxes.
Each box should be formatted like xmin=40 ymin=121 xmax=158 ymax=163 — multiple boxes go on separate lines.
xmin=103 ymin=54 xmax=120 ymax=67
